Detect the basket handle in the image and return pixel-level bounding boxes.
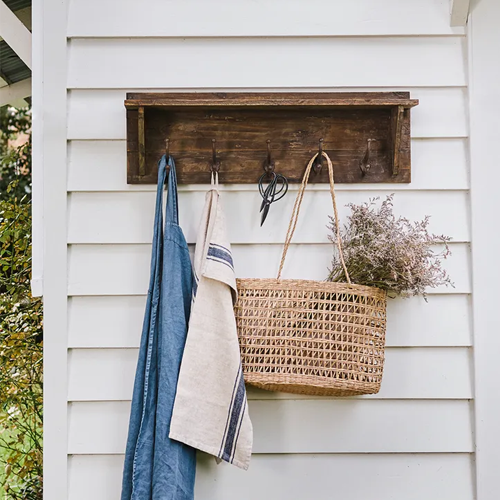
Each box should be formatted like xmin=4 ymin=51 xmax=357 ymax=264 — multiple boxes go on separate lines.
xmin=276 ymin=152 xmax=351 ymax=284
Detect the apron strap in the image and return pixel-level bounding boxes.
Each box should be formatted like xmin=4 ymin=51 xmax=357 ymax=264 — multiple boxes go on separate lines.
xmin=132 ymin=153 xmax=167 ymax=477
xmin=148 ymin=155 xmax=169 ymax=296
xmin=166 ymin=155 xmax=179 ymax=225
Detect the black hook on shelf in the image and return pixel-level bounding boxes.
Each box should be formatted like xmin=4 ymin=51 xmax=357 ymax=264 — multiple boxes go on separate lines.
xmin=165 ymin=138 xmax=170 ymax=158
xmin=211 ymin=139 xmax=220 ymax=173
xmin=312 ymin=138 xmax=324 ymax=174
xmin=359 ymin=138 xmax=374 ymax=176
xmin=264 ymin=139 xmax=275 ymax=175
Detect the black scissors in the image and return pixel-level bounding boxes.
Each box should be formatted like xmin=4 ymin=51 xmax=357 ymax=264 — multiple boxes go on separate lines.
xmin=258 ymin=171 xmax=288 ymax=226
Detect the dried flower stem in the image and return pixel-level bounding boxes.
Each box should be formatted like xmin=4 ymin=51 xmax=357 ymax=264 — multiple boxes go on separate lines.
xmin=327 ymin=195 xmax=454 ymax=298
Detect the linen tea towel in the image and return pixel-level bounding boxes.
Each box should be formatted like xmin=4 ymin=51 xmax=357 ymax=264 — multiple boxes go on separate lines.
xmin=169 ymin=174 xmax=253 ymax=470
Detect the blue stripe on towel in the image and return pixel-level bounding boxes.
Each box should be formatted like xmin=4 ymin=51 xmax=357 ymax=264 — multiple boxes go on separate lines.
xmin=207 ymin=256 xmax=234 ymax=271
xmin=231 ymin=397 xmax=246 ymax=463
xmin=211 ymin=243 xmax=232 ymax=253
xmin=207 ymin=244 xmax=234 ymax=270
xmin=222 ymin=370 xmax=246 ymax=463
xmin=218 ymin=366 xmax=241 ymax=458
xmin=192 ymin=271 xmax=199 ymax=298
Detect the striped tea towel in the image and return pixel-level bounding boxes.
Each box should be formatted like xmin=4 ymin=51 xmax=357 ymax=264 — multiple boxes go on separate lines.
xmin=169 ymin=174 xmax=253 ymax=470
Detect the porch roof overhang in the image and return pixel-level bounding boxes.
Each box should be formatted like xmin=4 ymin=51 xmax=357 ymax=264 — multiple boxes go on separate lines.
xmin=0 ymin=0 xmax=31 ymax=107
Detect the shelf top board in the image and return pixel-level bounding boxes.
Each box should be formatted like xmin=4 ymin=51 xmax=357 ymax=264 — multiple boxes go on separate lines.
xmin=125 ymin=92 xmax=419 ymax=109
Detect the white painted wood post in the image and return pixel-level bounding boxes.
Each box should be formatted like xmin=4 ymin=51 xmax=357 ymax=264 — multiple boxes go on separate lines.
xmin=34 ymin=1 xmax=69 ymax=499
xmin=469 ymin=0 xmax=500 ymax=498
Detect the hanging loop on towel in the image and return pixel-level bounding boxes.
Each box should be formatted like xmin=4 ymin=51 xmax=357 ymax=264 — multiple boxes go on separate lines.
xmin=211 ymin=139 xmax=220 ymax=173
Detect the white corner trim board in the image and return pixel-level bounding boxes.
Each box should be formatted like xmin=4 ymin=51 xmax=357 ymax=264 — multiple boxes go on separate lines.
xmin=469 ymin=0 xmax=500 ymax=498
xmin=30 ymin=276 xmax=43 ymax=298
xmin=451 ymin=0 xmax=470 ymax=27
xmin=0 ymin=78 xmax=31 ymax=107
xmin=34 ymin=1 xmax=69 ymax=500
xmin=0 ymin=0 xmax=32 ymax=69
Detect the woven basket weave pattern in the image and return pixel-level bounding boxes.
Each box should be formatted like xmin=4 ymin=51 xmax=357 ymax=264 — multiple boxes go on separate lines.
xmin=236 ymin=279 xmax=387 ymax=396
xmin=235 ymin=152 xmax=388 ymax=396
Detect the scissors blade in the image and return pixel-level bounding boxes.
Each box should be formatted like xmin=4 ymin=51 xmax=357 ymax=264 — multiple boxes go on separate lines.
xmin=260 ymin=197 xmax=267 ymax=212
xmin=260 ymin=203 xmax=270 ymax=226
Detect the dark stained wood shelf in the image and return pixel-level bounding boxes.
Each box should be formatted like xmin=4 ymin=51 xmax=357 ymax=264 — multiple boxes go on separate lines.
xmin=125 ymin=92 xmax=418 ymax=184
xmin=125 ymin=92 xmax=419 ymax=109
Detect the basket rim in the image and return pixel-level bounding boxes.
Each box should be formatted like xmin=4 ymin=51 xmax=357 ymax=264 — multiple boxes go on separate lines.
xmin=243 ymin=372 xmax=382 ymax=395
xmin=235 ymin=278 xmax=387 ymax=299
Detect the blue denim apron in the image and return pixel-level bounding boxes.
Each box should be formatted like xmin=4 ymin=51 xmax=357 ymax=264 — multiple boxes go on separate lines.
xmin=121 ymin=155 xmax=196 ymax=500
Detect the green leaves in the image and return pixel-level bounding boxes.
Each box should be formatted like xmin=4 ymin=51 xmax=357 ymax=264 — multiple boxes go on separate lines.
xmin=0 ymin=106 xmax=32 ymax=202
xmin=0 ymin=107 xmax=42 ymax=499
xmin=0 ymin=191 xmax=42 ymax=498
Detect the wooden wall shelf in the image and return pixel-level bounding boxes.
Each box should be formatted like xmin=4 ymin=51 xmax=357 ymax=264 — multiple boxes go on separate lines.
xmin=125 ymin=92 xmax=418 ymax=184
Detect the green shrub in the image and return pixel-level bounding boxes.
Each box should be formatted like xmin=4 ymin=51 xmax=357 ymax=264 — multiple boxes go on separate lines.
xmin=0 ymin=107 xmax=31 ymax=201
xmin=0 ymin=188 xmax=42 ymax=500
xmin=0 ymin=106 xmax=42 ymax=500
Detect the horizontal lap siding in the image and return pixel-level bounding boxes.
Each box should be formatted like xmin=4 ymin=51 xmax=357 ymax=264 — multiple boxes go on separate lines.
xmin=67 ymin=0 xmax=465 ymax=37
xmin=67 ymin=191 xmax=471 ymax=244
xmin=68 ymin=400 xmax=473 ymax=454
xmin=65 ymin=2 xmax=472 ymax=498
xmin=66 ymin=242 xmax=471 ymax=294
xmin=67 ymin=38 xmax=466 ymax=88
xmin=68 ymin=454 xmax=475 ymax=500
xmin=68 ymin=347 xmax=473 ymax=401
xmin=68 ymin=294 xmax=472 ymax=348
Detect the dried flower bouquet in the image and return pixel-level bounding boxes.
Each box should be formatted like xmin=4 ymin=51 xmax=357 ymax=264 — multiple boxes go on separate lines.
xmin=327 ymin=195 xmax=454 ymax=298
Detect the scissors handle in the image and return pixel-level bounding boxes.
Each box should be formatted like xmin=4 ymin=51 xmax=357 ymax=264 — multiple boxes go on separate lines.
xmin=258 ymin=171 xmax=289 ymax=225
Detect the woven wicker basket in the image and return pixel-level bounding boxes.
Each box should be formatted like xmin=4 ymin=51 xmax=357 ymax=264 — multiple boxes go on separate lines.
xmin=235 ymin=152 xmax=387 ymax=396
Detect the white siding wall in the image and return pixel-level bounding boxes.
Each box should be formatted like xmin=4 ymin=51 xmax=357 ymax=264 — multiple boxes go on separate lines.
xmin=64 ymin=1 xmax=474 ymax=498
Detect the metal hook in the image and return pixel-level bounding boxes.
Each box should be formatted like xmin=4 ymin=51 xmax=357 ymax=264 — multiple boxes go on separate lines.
xmin=312 ymin=138 xmax=324 ymax=174
xmin=165 ymin=138 xmax=170 ymax=158
xmin=360 ymin=138 xmax=374 ymax=176
xmin=211 ymin=138 xmax=220 ymax=173
xmin=264 ymin=139 xmax=275 ymax=175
